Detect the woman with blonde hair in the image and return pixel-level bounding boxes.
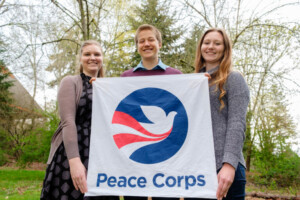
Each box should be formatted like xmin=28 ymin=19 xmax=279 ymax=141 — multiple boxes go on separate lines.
xmin=41 ymin=40 xmax=118 ymax=200
xmin=193 ymin=28 xmax=249 ymax=200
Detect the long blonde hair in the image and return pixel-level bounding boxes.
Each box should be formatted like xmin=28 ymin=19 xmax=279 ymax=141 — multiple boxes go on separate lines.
xmin=194 ymin=28 xmax=232 ymax=110
xmin=79 ymin=40 xmax=104 ymax=77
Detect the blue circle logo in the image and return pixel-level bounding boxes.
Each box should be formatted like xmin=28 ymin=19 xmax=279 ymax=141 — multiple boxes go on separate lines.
xmin=112 ymin=88 xmax=188 ymax=164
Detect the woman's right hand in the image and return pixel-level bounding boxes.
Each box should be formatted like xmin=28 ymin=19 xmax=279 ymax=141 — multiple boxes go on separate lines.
xmin=204 ymin=73 xmax=211 ymax=80
xmin=69 ymin=157 xmax=88 ymax=193
xmin=216 ymin=163 xmax=235 ymax=199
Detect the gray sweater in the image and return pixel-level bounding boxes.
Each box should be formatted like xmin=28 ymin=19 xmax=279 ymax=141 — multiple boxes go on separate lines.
xmin=203 ymin=67 xmax=250 ymax=170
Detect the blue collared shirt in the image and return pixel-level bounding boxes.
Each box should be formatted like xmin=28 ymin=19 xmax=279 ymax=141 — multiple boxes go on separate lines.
xmin=133 ymin=59 xmax=168 ymax=72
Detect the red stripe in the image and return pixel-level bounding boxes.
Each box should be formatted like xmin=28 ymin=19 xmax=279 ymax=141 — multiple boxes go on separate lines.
xmin=112 ymin=111 xmax=170 ymax=137
xmin=113 ymin=133 xmax=168 ymax=149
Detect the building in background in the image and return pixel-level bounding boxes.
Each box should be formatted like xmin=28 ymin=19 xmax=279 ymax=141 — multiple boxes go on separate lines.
xmin=0 ymin=65 xmax=42 ymax=118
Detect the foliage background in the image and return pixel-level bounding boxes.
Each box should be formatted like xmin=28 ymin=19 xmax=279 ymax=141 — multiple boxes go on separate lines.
xmin=0 ymin=0 xmax=299 ymax=192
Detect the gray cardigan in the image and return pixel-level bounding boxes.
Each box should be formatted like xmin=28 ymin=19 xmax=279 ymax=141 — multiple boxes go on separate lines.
xmin=204 ymin=67 xmax=250 ymax=170
xmin=47 ymin=75 xmax=83 ymax=164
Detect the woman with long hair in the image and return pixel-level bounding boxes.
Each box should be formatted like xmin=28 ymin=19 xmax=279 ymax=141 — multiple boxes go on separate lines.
xmin=41 ymin=40 xmax=118 ymax=200
xmin=194 ymin=28 xmax=249 ymax=200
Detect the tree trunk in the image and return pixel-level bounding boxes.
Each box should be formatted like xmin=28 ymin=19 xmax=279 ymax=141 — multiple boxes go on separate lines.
xmin=246 ymin=192 xmax=299 ymax=200
xmin=246 ymin=146 xmax=252 ymax=171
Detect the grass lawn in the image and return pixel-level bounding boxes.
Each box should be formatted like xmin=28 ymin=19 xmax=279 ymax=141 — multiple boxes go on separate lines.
xmin=0 ymin=168 xmax=298 ymax=199
xmin=0 ymin=169 xmax=45 ymax=200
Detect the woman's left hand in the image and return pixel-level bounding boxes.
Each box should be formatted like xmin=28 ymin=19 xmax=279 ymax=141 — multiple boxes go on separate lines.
xmin=69 ymin=157 xmax=88 ymax=193
xmin=89 ymin=77 xmax=96 ymax=84
xmin=216 ymin=163 xmax=235 ymax=200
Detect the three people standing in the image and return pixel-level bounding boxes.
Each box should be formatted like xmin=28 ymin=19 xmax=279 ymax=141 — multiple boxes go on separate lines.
xmin=41 ymin=25 xmax=249 ymax=200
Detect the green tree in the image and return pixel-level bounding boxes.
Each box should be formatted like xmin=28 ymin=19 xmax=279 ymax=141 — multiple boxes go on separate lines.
xmin=0 ymin=63 xmax=14 ymax=165
xmin=0 ymin=65 xmax=14 ymax=125
xmin=179 ymin=25 xmax=205 ymax=73
xmin=46 ymin=0 xmax=107 ymax=82
xmin=47 ymin=0 xmax=133 ymax=80
xmin=104 ymin=31 xmax=134 ymax=77
xmin=99 ymin=1 xmax=135 ymax=77
xmin=235 ymin=23 xmax=300 ymax=171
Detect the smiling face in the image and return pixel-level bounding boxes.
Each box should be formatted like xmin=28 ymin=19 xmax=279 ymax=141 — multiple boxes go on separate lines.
xmin=80 ymin=44 xmax=103 ymax=77
xmin=201 ymin=31 xmax=225 ymax=69
xmin=137 ymin=29 xmax=162 ymax=61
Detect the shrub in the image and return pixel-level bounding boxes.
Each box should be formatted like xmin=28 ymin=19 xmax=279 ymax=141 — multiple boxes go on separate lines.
xmin=252 ymin=147 xmax=300 ymax=187
xmin=0 ymin=148 xmax=7 ymax=166
xmin=18 ymin=110 xmax=59 ymax=165
xmin=0 ymin=128 xmax=9 ymax=165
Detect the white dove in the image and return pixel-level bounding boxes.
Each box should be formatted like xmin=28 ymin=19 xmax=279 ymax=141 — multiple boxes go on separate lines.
xmin=139 ymin=105 xmax=177 ymax=135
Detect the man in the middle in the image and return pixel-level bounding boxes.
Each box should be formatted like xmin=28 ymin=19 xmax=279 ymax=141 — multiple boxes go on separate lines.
xmin=121 ymin=24 xmax=182 ymax=200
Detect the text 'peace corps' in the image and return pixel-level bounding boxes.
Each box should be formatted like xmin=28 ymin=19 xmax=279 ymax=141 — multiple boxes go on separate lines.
xmin=97 ymin=173 xmax=206 ymax=190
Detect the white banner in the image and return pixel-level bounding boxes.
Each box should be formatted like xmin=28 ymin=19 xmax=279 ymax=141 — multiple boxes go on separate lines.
xmin=86 ymin=74 xmax=217 ymax=198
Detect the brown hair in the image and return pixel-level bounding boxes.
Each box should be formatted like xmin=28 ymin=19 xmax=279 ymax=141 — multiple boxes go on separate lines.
xmin=134 ymin=24 xmax=162 ymax=47
xmin=79 ymin=40 xmax=104 ymax=77
xmin=194 ymin=28 xmax=232 ymax=110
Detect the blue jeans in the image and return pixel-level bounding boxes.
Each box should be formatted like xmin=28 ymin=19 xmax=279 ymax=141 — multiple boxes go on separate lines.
xmin=186 ymin=163 xmax=246 ymax=200
xmin=223 ymin=163 xmax=246 ymax=200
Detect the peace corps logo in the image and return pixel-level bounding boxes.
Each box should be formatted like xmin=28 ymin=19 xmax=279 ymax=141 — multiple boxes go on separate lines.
xmin=111 ymin=88 xmax=188 ymax=164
